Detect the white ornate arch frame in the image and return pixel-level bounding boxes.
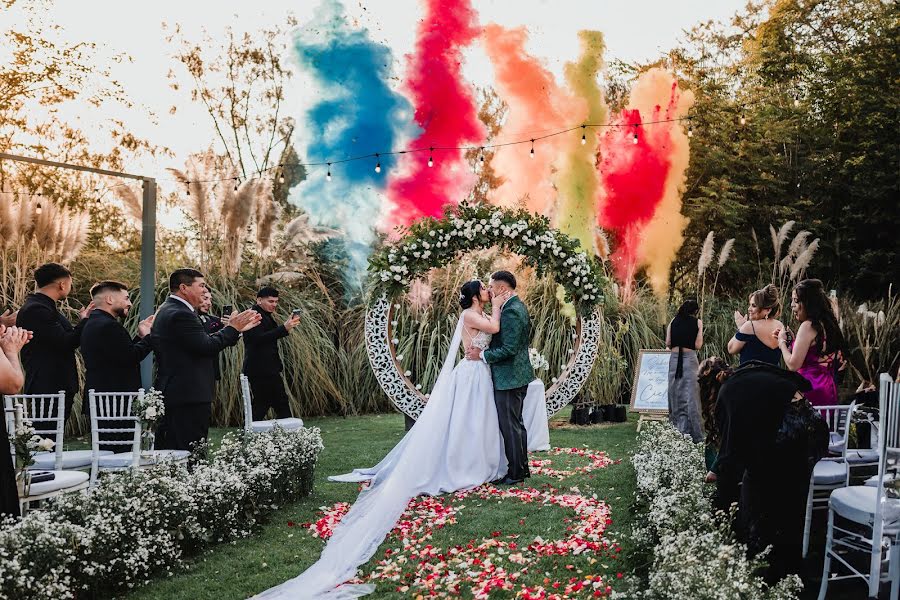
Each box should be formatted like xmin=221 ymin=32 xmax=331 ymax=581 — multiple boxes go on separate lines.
xmin=365 ymin=293 xmax=602 ymax=419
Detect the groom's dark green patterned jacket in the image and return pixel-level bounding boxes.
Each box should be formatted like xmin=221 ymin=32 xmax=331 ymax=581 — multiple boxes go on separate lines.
xmin=483 ymin=295 xmax=534 ymax=390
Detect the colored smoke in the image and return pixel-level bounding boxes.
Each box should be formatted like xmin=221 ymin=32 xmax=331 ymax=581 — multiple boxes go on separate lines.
xmin=597 ymin=68 xmax=693 ymax=297
xmin=556 ymin=30 xmax=607 ymax=255
xmin=384 ymin=0 xmax=486 ymax=227
xmin=482 ymin=24 xmax=572 ymax=215
xmin=292 ymin=0 xmax=415 ymax=282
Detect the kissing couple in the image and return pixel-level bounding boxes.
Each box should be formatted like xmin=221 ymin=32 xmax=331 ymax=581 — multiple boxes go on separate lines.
xmin=255 ymin=270 xmax=535 ymax=599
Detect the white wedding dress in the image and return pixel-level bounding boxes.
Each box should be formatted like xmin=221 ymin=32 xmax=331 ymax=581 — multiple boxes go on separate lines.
xmin=252 ymin=318 xmax=506 ymax=599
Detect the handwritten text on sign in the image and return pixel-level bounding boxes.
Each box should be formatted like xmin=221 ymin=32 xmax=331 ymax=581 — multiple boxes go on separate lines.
xmin=630 ymin=350 xmax=670 ymax=413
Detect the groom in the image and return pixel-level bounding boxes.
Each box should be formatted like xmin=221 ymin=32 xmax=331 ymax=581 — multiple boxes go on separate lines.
xmin=466 ymin=270 xmax=534 ymax=485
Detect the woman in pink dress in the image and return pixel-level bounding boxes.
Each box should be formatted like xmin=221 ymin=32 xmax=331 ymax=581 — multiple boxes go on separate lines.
xmin=774 ymin=279 xmax=844 ymax=406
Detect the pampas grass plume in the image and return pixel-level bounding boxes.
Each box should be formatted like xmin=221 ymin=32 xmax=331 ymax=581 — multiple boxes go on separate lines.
xmin=698 ymin=231 xmax=715 ymax=276
xmin=790 ymin=238 xmax=819 ymax=279
xmin=717 ymin=238 xmax=735 ymax=267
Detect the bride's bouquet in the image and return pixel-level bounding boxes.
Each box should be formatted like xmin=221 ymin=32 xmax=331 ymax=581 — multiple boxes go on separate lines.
xmin=529 ymin=348 xmax=549 ymax=371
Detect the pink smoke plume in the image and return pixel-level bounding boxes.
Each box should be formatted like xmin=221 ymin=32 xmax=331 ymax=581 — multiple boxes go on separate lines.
xmin=384 ymin=0 xmax=486 ymax=228
xmin=482 ymin=24 xmax=577 ymax=215
xmin=597 ymin=68 xmax=694 ymax=298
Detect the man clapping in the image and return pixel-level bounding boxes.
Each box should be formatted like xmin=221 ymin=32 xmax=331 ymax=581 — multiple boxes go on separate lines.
xmin=149 ymin=269 xmax=261 ymax=451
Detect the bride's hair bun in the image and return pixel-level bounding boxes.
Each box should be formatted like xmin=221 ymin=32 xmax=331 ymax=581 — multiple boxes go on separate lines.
xmin=459 ymin=280 xmax=482 ymax=309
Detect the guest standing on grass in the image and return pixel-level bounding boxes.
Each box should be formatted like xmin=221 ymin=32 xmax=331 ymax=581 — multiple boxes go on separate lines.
xmin=242 ymin=287 xmax=301 ymax=421
xmin=150 ymin=269 xmax=261 ymax=451
xmin=775 ymin=279 xmax=844 ymax=407
xmin=16 ymin=263 xmax=93 ymax=424
xmin=0 ymin=325 xmax=31 ymax=518
xmin=665 ymin=299 xmax=703 ymax=442
xmin=727 ymin=284 xmax=783 ymax=366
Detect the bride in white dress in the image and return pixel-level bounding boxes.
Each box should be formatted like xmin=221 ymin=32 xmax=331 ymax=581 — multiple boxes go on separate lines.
xmin=253 ymin=281 xmax=510 ymax=599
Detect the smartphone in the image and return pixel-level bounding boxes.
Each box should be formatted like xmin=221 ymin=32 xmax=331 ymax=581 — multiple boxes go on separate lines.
xmin=223 ymin=305 xmax=233 ymax=316
xmin=291 ymin=308 xmax=302 ymax=318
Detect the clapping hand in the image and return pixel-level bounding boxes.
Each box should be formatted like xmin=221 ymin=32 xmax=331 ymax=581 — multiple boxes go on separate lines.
xmin=137 ymin=314 xmax=155 ymax=338
xmin=79 ymin=301 xmax=95 ymax=320
xmin=734 ymin=310 xmax=747 ymax=328
xmin=0 ymin=309 xmax=17 ymax=328
xmin=0 ymin=326 xmax=31 ymax=354
xmin=229 ymin=309 xmax=262 ymax=332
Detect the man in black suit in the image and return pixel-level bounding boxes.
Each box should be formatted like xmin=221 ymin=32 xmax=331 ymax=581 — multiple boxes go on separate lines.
xmin=150 ymin=269 xmax=260 ymax=451
xmin=80 ymin=281 xmax=155 ymax=452
xmin=16 ymin=262 xmax=93 ymax=423
xmin=81 ymin=281 xmax=155 ymax=394
xmin=242 ymin=286 xmax=300 ymax=420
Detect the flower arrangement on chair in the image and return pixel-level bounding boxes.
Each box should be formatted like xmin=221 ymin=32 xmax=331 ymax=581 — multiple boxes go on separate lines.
xmin=8 ymin=404 xmax=54 ymax=497
xmin=131 ymin=389 xmax=165 ymax=456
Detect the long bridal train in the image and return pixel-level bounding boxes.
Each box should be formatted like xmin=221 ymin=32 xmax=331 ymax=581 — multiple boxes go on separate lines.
xmin=252 ymin=319 xmax=506 ymax=599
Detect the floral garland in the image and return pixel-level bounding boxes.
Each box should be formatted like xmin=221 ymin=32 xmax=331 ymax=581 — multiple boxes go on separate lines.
xmin=301 ymin=447 xmax=623 ymax=598
xmin=367 ymin=203 xmax=608 ymax=313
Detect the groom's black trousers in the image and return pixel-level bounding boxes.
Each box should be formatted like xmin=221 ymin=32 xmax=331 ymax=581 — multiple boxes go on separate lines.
xmin=494 ymin=385 xmax=530 ymax=480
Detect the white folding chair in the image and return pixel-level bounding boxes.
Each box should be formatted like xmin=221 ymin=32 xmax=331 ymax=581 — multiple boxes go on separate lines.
xmin=803 ymin=402 xmax=856 ymax=558
xmin=239 ymin=374 xmax=303 ymax=433
xmin=4 ymin=395 xmax=91 ymax=513
xmin=818 ymin=374 xmax=900 ymax=600
xmin=3 ymin=392 xmax=111 ymax=470
xmin=87 ymin=389 xmax=189 ymax=486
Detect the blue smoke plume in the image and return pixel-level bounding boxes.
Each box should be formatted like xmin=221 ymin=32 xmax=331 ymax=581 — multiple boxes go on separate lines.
xmin=291 ymin=0 xmax=416 ymax=287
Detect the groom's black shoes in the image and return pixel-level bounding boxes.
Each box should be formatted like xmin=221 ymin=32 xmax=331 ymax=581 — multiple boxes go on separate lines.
xmin=494 ymin=476 xmax=524 ymax=486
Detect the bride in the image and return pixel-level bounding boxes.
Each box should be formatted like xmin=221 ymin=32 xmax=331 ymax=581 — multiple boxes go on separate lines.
xmin=253 ymin=280 xmax=511 ymax=599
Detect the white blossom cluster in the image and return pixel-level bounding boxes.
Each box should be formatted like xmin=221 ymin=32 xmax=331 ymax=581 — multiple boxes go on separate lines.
xmin=622 ymin=422 xmax=802 ymax=600
xmin=132 ymin=388 xmax=166 ymax=426
xmin=528 ymin=347 xmax=549 ymax=371
xmin=9 ymin=417 xmax=55 ymax=469
xmin=0 ymin=426 xmax=323 ymax=599
xmin=373 ymin=205 xmax=604 ymax=308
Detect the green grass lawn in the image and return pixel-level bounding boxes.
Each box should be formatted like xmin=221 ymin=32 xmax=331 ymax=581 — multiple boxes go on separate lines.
xmin=119 ymin=412 xmax=639 ymax=599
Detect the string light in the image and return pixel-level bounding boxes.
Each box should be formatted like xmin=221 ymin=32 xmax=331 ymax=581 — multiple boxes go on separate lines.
xmin=793 ymin=94 xmax=800 ymax=108
xmin=326 ymin=163 xmax=332 ymax=181
xmin=529 ymin=139 xmax=535 ymax=158
xmin=186 ymin=181 xmax=191 ymax=196
xmin=427 ymin=147 xmax=434 ymax=168
xmin=581 ymin=125 xmax=587 ymax=145
xmin=374 ymin=153 xmax=381 ymax=174
xmin=479 ymin=147 xmax=485 ymax=162
xmin=687 ymin=121 xmax=693 ymax=138
xmin=278 ymin=165 xmax=285 ymax=184
xmin=233 ymin=177 xmax=239 ymax=191
xmin=35 ymin=203 xmax=42 ymax=215
xmin=740 ymin=110 xmax=747 ymax=126
xmin=632 ymin=124 xmax=639 ymax=145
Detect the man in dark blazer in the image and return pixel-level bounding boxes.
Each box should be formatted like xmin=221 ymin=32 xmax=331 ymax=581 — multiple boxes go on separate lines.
xmin=80 ymin=281 xmax=155 ymax=451
xmin=16 ymin=262 xmax=93 ymax=423
xmin=242 ymin=286 xmax=300 ymax=420
xmin=81 ymin=281 xmax=155 ymax=394
xmin=150 ymin=269 xmax=260 ymax=451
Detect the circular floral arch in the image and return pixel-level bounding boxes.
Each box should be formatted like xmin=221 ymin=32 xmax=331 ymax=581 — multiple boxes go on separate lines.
xmin=365 ymin=203 xmax=607 ymax=419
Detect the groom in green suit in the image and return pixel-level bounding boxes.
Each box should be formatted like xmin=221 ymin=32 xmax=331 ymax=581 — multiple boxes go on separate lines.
xmin=465 ymin=270 xmax=534 ymax=484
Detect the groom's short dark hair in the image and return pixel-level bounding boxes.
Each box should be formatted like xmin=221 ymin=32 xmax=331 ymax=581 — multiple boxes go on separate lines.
xmin=491 ymin=271 xmax=517 ymax=290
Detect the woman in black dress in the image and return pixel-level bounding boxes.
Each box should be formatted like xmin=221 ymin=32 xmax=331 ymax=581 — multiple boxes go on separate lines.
xmin=0 ymin=325 xmax=31 ymax=518
xmin=705 ymin=360 xmax=828 ymax=583
xmin=666 ymin=300 xmax=704 ymax=442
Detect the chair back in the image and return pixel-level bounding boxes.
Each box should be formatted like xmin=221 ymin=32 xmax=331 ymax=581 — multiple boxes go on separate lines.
xmin=839 ymin=400 xmax=858 ymax=457
xmin=815 ymin=403 xmax=851 ymax=436
xmin=3 ymin=392 xmax=66 ymax=470
xmin=874 ymin=374 xmax=900 ymax=533
xmin=87 ymin=390 xmax=143 ymax=478
xmin=240 ymin=375 xmax=253 ymax=432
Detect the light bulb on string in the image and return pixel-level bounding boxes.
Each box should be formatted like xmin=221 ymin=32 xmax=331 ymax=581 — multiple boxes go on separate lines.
xmin=740 ymin=110 xmax=747 ymax=126
xmin=186 ymin=181 xmax=191 ymax=196
xmin=581 ymin=125 xmax=586 ymax=145
xmin=479 ymin=147 xmax=485 ymax=163
xmin=428 ymin=147 xmax=434 ymax=168
xmin=529 ymin=139 xmax=535 ymax=158
xmin=233 ymin=177 xmax=239 ymax=191
xmin=632 ymin=124 xmax=639 ymax=145
xmin=35 ymin=202 xmax=42 ymax=215
xmin=326 ymin=163 xmax=332 ymax=182
xmin=793 ymin=95 xmax=800 ymax=108
xmin=374 ymin=153 xmax=382 ymax=174
xmin=278 ymin=165 xmax=285 ymax=184
xmin=687 ymin=120 xmax=693 ymax=138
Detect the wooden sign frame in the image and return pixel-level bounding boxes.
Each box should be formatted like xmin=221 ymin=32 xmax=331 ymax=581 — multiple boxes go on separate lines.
xmin=628 ymin=349 xmax=671 ymax=431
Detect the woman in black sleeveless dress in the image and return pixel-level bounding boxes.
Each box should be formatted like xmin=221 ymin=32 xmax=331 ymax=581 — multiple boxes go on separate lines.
xmin=666 ymin=300 xmax=704 ymax=442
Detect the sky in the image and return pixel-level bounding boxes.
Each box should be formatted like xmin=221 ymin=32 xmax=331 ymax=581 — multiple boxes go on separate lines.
xmin=10 ymin=0 xmax=747 ymax=177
